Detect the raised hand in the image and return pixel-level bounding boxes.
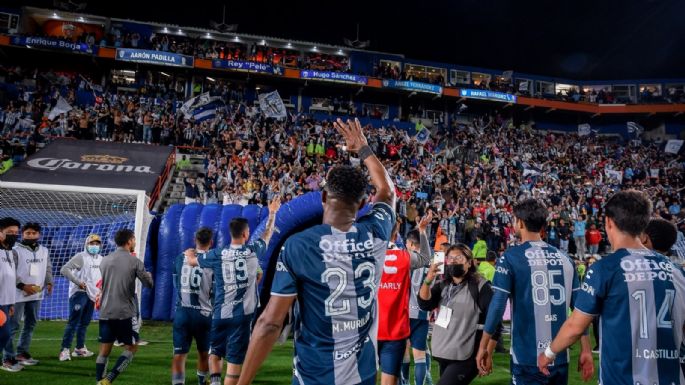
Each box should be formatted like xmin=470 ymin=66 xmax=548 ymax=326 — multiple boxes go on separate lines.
xmin=333 ymin=118 xmax=368 ymax=153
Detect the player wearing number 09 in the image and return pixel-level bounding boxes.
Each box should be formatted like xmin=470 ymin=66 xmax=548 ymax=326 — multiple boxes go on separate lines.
xmin=236 ymin=118 xmax=396 ymax=385
xmin=171 ymin=227 xmax=215 ymax=385
xmin=538 ymin=190 xmax=685 ymax=385
xmin=185 ymin=197 xmax=280 ymax=385
xmin=476 ymin=198 xmax=594 ymax=385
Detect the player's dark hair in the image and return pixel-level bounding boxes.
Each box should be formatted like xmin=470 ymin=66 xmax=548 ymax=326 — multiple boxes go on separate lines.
xmin=324 ymin=165 xmax=367 ymax=204
xmin=406 ymin=230 xmax=420 ymax=246
xmin=513 ymin=198 xmax=548 ymax=233
xmin=195 ymin=227 xmax=214 ymax=247
xmin=0 ymin=217 xmax=20 ymax=231
xmin=644 ymin=218 xmax=677 ymax=254
xmin=229 ymin=218 xmax=249 ymax=239
xmin=22 ymin=222 xmax=41 ymax=233
xmin=605 ymin=190 xmax=651 ymax=236
xmin=486 ymin=250 xmax=498 ymax=262
xmin=114 ymin=228 xmax=135 ymax=247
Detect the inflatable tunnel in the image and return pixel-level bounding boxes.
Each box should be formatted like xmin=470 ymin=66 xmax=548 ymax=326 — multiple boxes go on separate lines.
xmin=149 ymin=192 xmax=376 ymax=321
xmin=151 ymin=203 xmax=269 ymax=321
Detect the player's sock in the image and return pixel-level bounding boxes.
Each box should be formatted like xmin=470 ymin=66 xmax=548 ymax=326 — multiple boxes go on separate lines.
xmin=414 ymin=358 xmax=427 ymax=385
xmin=425 ymin=353 xmax=433 ymax=385
xmin=172 ymin=371 xmax=185 ymax=385
xmin=197 ymin=370 xmax=208 ymax=385
xmin=105 ymin=350 xmax=134 ymax=383
xmin=96 ymin=355 xmax=109 ymax=381
xmin=400 ymin=357 xmax=410 ymax=385
xmin=210 ymin=373 xmax=221 ymax=385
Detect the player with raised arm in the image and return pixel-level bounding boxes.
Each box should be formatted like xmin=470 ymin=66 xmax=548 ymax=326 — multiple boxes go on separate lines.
xmin=476 ymin=198 xmax=594 ymax=384
xmin=236 ymin=117 xmax=396 ymax=385
xmin=185 ymin=197 xmax=280 ymax=385
xmin=171 ymin=227 xmax=215 ymax=385
xmin=538 ymin=190 xmax=685 ymax=385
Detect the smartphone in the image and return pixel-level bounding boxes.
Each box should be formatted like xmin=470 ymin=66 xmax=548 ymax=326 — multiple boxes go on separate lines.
xmin=434 ymin=251 xmax=445 ymax=274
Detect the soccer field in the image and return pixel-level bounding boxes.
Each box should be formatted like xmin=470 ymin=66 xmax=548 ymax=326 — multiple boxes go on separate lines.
xmin=0 ymin=321 xmax=598 ymax=385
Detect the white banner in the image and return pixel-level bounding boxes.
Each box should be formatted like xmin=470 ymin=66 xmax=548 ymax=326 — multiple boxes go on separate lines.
xmin=604 ymin=169 xmax=623 ymax=183
xmin=48 ymin=96 xmax=73 ymax=120
xmin=258 ymin=91 xmax=287 ymax=119
xmin=665 ymin=139 xmax=684 ymax=154
xmin=578 ymin=123 xmax=592 ymax=136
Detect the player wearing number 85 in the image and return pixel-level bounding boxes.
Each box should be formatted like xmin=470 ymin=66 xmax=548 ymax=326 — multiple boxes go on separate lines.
xmin=538 ymin=190 xmax=685 ymax=385
xmin=185 ymin=197 xmax=279 ymax=385
xmin=236 ymin=118 xmax=396 ymax=385
xmin=476 ymin=198 xmax=594 ymax=385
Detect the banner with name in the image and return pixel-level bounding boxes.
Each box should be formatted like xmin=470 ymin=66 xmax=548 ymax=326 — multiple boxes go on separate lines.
xmin=116 ymin=48 xmax=194 ymax=68
xmin=11 ymin=36 xmax=97 ymax=55
xmin=665 ymin=139 xmax=684 ymax=154
xmin=212 ymin=59 xmax=282 ymax=75
xmin=459 ymin=89 xmax=517 ymax=103
xmin=383 ymin=80 xmax=443 ymax=95
xmin=300 ymin=70 xmax=367 ymax=85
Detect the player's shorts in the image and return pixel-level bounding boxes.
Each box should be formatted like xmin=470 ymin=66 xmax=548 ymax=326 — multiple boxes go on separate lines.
xmin=378 ymin=339 xmax=406 ymax=376
xmin=99 ymin=318 xmax=135 ymax=345
xmin=409 ymin=318 xmax=429 ymax=351
xmin=209 ymin=316 xmax=252 ymax=364
xmin=173 ymin=307 xmax=212 ymax=354
xmin=511 ymin=362 xmax=568 ymax=385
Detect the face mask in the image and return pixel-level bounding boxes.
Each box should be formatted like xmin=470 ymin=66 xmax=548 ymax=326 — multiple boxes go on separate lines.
xmin=445 ymin=264 xmax=466 ymax=279
xmin=87 ymin=245 xmax=101 ymax=255
xmin=3 ymin=234 xmax=17 ymax=248
xmin=21 ymin=239 xmax=38 ymax=248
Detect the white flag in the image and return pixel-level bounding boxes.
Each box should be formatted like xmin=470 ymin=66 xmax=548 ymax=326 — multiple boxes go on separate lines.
xmin=578 ymin=123 xmax=592 ymax=136
xmin=258 ymin=91 xmax=287 ymax=119
xmin=665 ymin=139 xmax=684 ymax=154
xmin=604 ymin=169 xmax=623 ymax=183
xmin=48 ymin=96 xmax=73 ymax=120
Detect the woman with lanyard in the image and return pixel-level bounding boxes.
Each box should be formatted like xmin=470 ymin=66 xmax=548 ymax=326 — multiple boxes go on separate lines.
xmin=418 ymin=244 xmax=501 ymax=385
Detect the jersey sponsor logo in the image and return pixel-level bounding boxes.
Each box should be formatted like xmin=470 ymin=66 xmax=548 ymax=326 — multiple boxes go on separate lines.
xmin=221 ymin=248 xmax=253 ymax=259
xmin=496 ymin=265 xmax=509 ymax=275
xmin=383 ymin=253 xmax=398 ymax=274
xmin=536 ymin=340 xmax=551 ymax=349
xmin=320 ymin=233 xmax=375 ymax=262
xmin=621 ymin=258 xmax=675 ymax=282
xmin=333 ymin=336 xmax=370 ymax=360
xmin=581 ymin=281 xmax=595 ymax=296
xmin=544 ymin=314 xmax=558 ymax=322
xmin=524 ymin=248 xmax=567 ymax=266
xmin=634 ymin=349 xmax=679 ymax=360
xmin=331 ymin=311 xmax=371 ymax=334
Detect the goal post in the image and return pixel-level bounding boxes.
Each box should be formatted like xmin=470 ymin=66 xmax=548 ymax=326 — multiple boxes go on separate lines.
xmin=0 ymin=181 xmax=152 ymax=321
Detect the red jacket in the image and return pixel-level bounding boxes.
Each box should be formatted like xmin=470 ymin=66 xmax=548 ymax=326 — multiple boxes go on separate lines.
xmin=586 ymin=229 xmax=602 ymax=245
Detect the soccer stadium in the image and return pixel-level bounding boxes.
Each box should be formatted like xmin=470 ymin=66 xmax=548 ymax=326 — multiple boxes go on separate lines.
xmin=0 ymin=1 xmax=684 ymax=385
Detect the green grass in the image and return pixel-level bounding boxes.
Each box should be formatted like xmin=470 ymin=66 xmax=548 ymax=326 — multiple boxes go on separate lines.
xmin=0 ymin=321 xmax=598 ymax=384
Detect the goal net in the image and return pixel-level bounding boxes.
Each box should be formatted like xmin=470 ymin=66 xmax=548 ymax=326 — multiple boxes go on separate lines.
xmin=0 ymin=182 xmax=152 ymax=321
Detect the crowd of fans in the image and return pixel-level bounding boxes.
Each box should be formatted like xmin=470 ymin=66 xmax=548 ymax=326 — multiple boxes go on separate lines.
xmin=1 ymin=66 xmax=685 ymax=262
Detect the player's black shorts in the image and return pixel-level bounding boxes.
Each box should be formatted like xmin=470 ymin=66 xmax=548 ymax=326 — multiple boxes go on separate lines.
xmin=99 ymin=318 xmax=135 ymax=345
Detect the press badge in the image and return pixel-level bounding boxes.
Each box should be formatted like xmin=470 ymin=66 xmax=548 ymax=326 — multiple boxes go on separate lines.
xmin=29 ymin=262 xmax=40 ymax=277
xmin=435 ymin=305 xmax=452 ymax=328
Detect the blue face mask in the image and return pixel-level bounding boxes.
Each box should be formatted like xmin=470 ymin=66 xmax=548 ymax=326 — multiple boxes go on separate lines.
xmin=87 ymin=245 xmax=101 ymax=255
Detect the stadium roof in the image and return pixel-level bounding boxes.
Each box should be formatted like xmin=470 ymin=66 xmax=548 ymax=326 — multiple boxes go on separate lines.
xmin=6 ymin=0 xmax=685 ymax=80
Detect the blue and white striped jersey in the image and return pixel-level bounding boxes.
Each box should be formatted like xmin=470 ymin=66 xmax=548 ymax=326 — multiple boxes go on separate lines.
xmin=271 ymin=202 xmax=395 ymax=385
xmin=173 ymin=250 xmax=214 ymax=317
xmin=492 ymin=241 xmax=578 ymax=367
xmin=575 ymin=248 xmax=685 ymax=385
xmin=199 ymin=240 xmax=265 ymax=320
